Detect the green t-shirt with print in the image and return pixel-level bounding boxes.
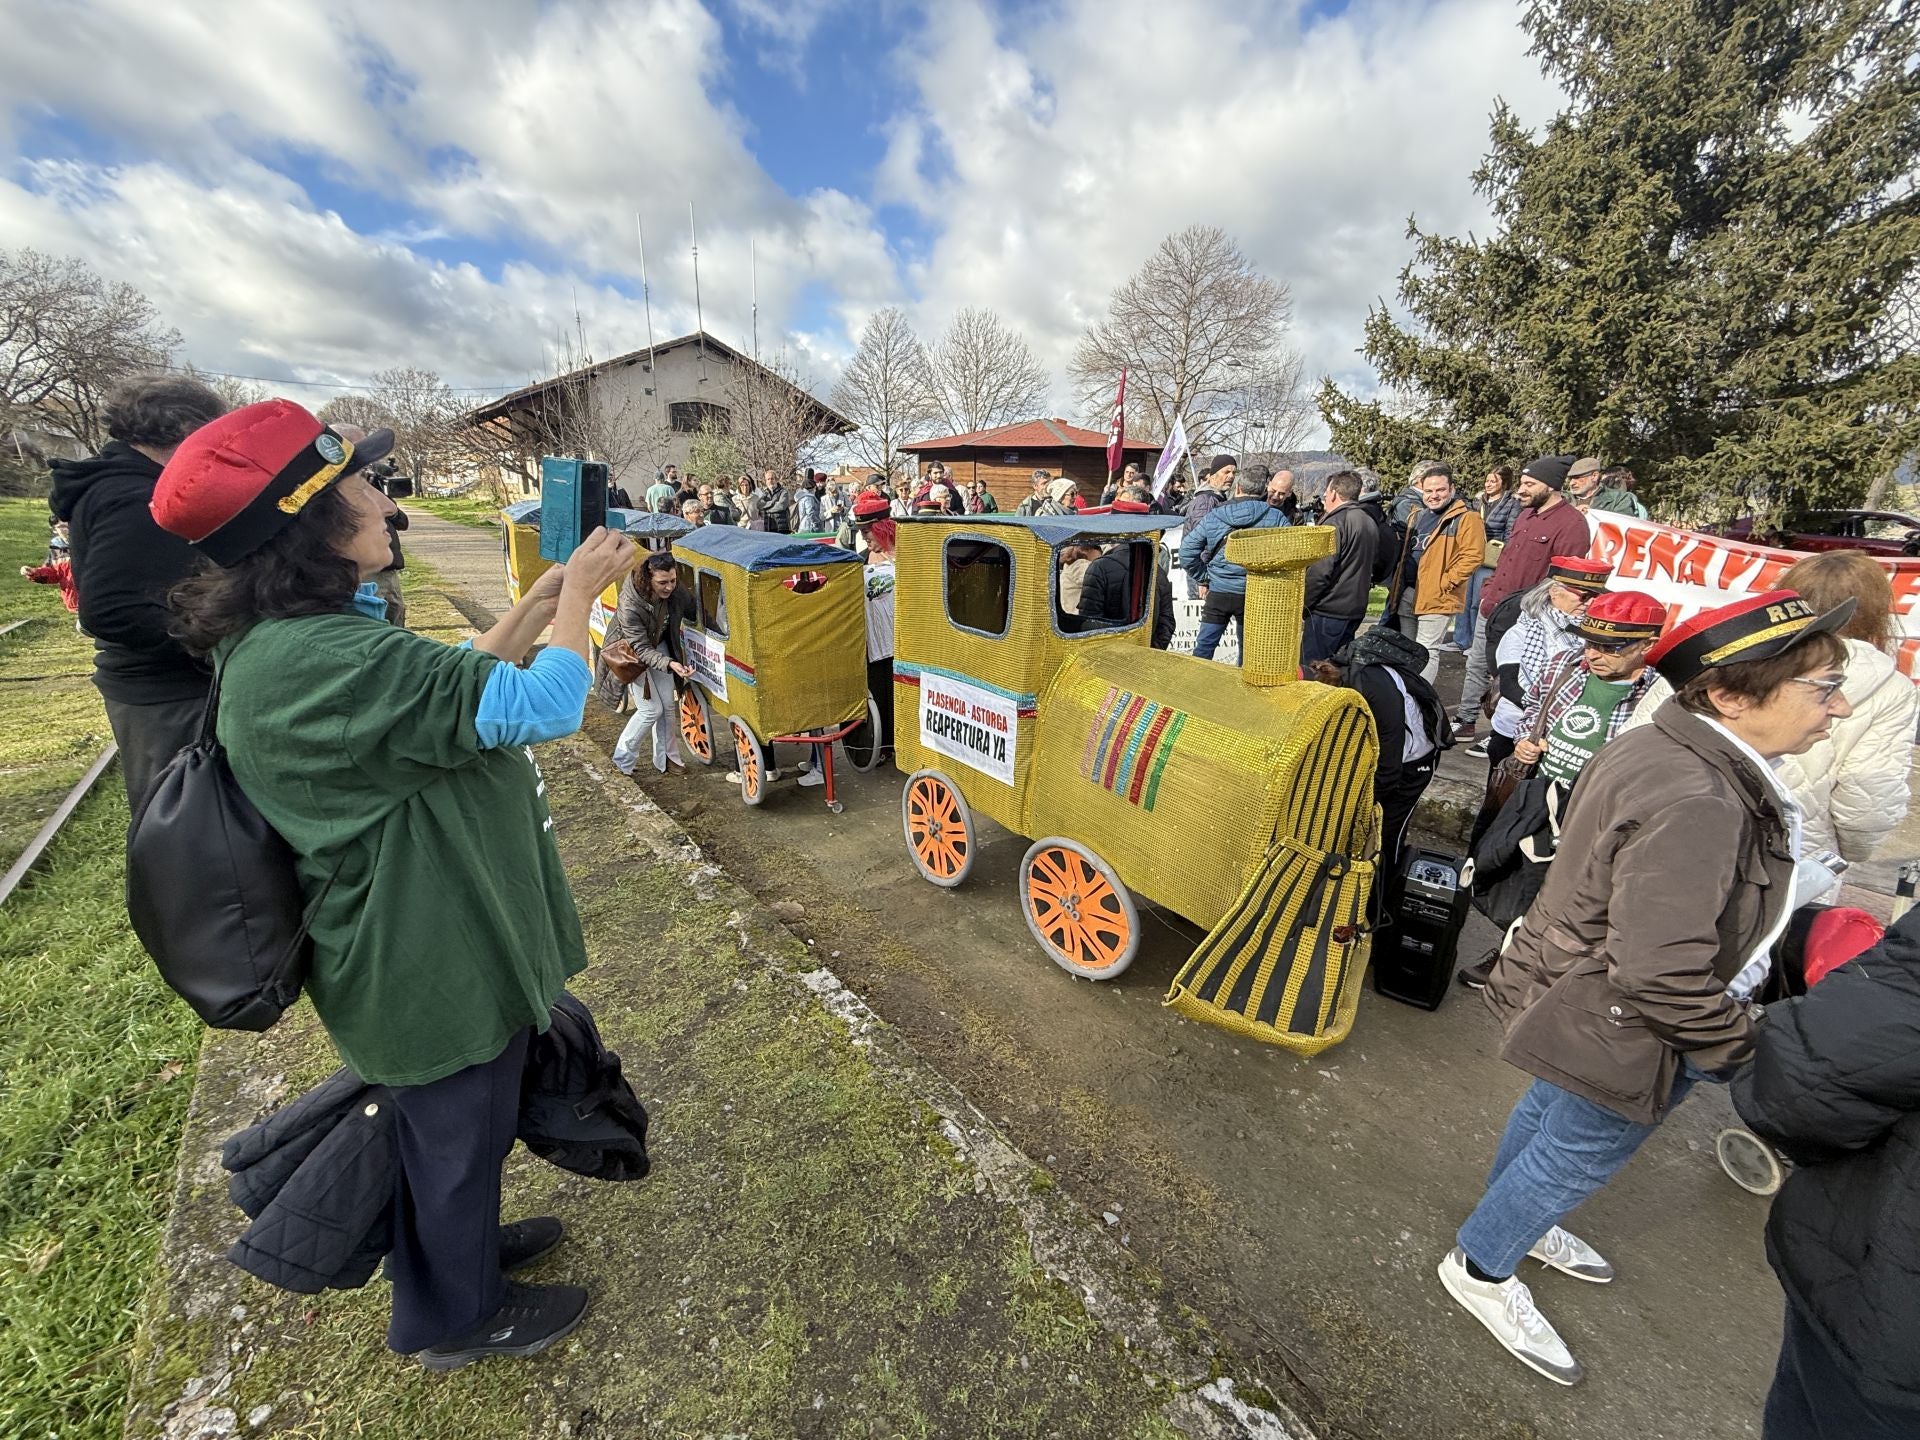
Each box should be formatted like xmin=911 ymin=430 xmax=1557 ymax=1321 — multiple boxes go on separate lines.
xmin=1539 ymin=672 xmax=1634 ymax=785
xmin=216 ymin=613 xmax=585 ymax=1086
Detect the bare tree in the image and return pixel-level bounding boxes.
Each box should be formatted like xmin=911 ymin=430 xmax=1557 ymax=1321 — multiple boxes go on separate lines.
xmin=364 ymin=367 xmax=466 ymax=488
xmin=729 ymin=349 xmax=840 ymax=474
xmin=314 ymin=392 xmax=394 ymax=435
xmin=922 ymin=307 xmax=1050 ymax=435
xmin=0 ymin=248 xmax=180 ymax=449
xmin=830 ymin=306 xmax=937 ymax=474
xmin=1069 ymin=225 xmax=1304 ymax=456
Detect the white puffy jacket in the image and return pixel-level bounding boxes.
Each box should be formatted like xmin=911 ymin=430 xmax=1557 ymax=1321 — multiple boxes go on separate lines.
xmin=1627 ymin=638 xmax=1916 ymax=866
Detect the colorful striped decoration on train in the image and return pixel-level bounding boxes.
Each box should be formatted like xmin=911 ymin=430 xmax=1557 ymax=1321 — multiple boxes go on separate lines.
xmin=1080 ymin=687 xmax=1187 ymax=812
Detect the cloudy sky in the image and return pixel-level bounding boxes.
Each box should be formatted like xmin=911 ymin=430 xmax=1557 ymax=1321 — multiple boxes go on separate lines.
xmin=0 ymin=0 xmax=1566 ymax=442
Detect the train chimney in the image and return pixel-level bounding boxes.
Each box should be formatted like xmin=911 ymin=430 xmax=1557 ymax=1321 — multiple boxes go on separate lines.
xmin=1221 ymin=526 xmax=1336 ymax=686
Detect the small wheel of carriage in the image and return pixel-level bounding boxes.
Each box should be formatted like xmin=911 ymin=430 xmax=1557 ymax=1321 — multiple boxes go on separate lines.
xmin=1020 ymin=837 xmax=1139 ymax=981
xmin=1716 ymin=1127 xmax=1785 ymax=1196
xmin=841 ymin=693 xmax=888 ymax=774
xmin=902 ymin=769 xmax=974 ymax=887
xmin=731 ymin=718 xmax=768 ymax=808
xmin=679 ymin=687 xmax=715 ymax=765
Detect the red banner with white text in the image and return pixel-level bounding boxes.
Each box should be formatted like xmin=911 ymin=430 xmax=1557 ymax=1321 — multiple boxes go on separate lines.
xmin=1587 ymin=512 xmax=1920 ymax=682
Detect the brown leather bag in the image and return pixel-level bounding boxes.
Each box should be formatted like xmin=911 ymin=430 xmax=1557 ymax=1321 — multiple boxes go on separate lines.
xmin=601 ymin=639 xmax=645 ymax=687
xmin=1483 ymin=653 xmax=1569 ymax=817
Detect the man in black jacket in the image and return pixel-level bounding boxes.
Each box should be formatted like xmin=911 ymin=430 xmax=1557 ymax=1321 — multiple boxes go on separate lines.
xmin=1079 ymin=487 xmax=1176 ymax=648
xmin=1302 ymin=470 xmax=1378 ymax=664
xmin=49 ymin=375 xmax=226 ymax=808
xmin=1733 ymin=909 xmax=1920 ymax=1438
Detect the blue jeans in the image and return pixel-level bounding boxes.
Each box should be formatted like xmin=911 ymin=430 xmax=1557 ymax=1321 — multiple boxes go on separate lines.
xmin=1457 ymin=1072 xmax=1697 ymax=1278
xmin=1193 ymin=589 xmax=1245 ymax=663
xmin=1456 ymin=567 xmax=1492 ymax=648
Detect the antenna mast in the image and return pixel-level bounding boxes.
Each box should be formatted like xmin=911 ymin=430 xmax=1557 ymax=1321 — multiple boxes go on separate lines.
xmin=689 ymin=201 xmax=708 ymax=385
xmin=636 ymin=213 xmax=662 ymax=426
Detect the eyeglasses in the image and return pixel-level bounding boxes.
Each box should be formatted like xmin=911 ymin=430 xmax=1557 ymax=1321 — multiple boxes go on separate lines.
xmin=1787 ymin=674 xmax=1849 ymax=704
xmin=1582 ymin=637 xmax=1644 ymax=655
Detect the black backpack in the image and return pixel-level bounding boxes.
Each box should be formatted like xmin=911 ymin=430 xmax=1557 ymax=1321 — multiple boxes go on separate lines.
xmin=125 ymin=666 xmax=326 ymax=1030
xmin=519 ymin=993 xmax=652 ymax=1181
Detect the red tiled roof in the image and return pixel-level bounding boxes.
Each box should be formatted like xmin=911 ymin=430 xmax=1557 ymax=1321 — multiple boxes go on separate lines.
xmin=899 ymin=418 xmax=1163 ymax=452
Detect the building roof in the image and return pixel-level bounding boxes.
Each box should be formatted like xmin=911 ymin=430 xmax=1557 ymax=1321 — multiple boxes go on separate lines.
xmin=899 ymin=418 xmax=1164 ymax=453
xmin=464 ymin=329 xmax=854 ymax=434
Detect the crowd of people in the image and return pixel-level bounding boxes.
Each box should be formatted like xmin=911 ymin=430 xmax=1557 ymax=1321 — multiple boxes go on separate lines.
xmin=31 ymin=373 xmax=1920 ymax=1432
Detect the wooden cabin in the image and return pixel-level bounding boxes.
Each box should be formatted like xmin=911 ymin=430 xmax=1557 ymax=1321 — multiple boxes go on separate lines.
xmin=898 ymin=419 xmax=1163 ymax=511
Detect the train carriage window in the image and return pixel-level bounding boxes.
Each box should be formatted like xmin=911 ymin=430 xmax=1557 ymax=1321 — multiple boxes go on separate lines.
xmin=675 ymin=561 xmax=696 ymax=604
xmin=944 ymin=537 xmax=1014 ymax=638
xmin=698 ymin=569 xmax=728 ymax=636
xmin=1057 ymin=539 xmax=1155 ymax=637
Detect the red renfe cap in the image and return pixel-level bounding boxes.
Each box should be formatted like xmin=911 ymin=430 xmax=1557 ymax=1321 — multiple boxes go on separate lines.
xmin=151 ymin=399 xmax=392 ymax=566
xmin=1644 ymin=589 xmax=1856 ymax=688
xmin=1575 ymin=590 xmax=1667 ymax=642
xmin=1547 ymin=555 xmax=1611 ymax=593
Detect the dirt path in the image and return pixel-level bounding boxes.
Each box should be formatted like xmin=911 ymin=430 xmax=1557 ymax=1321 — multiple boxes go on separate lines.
xmin=400 ymin=510 xmax=508 ymax=622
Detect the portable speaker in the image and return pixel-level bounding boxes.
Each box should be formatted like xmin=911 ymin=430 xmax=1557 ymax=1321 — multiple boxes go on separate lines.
xmin=1372 ymin=847 xmax=1472 ymax=1010
xmin=539 ymin=456 xmax=610 ymax=562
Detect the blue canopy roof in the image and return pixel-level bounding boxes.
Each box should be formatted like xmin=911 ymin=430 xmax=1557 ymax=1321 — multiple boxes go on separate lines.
xmin=897 ymin=512 xmax=1176 ymax=545
xmin=674 ymin=525 xmax=863 ymax=573
xmin=500 ymin=500 xmax=690 ymax=539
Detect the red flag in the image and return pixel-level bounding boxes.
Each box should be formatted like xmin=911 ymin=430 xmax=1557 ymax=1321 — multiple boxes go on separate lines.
xmin=1105 ymin=368 xmax=1126 ymax=476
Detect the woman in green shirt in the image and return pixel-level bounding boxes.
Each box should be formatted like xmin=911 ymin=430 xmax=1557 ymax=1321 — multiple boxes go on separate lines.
xmin=153 ymin=399 xmax=635 ymax=1368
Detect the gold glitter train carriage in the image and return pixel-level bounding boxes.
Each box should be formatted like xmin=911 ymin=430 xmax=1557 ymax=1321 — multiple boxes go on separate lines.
xmin=669 ymin=527 xmax=879 ymax=813
xmin=891 ymin=516 xmax=1381 ymax=1055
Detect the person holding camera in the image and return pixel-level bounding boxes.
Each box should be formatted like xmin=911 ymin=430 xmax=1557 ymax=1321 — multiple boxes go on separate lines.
xmin=153 ymin=399 xmax=636 ymax=1369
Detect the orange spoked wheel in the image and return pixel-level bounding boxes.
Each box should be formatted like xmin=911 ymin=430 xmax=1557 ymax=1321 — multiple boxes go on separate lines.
xmin=901 ymin=769 xmax=974 ymax=888
xmin=1019 ymin=837 xmax=1139 ymax=981
xmin=679 ymin=687 xmax=714 ymax=765
xmin=731 ymin=718 xmax=767 ymax=808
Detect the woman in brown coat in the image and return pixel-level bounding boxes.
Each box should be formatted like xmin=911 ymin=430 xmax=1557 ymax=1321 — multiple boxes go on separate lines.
xmin=1438 ymin=589 xmax=1855 ymax=1387
xmin=601 ymin=551 xmax=693 ymax=775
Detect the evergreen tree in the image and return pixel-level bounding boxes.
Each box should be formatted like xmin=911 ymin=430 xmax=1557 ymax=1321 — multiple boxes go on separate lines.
xmin=1320 ymin=0 xmax=1920 ymax=521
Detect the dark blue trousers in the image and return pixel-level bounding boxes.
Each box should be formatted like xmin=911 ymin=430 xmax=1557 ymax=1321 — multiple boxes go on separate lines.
xmin=1303 ymin=613 xmax=1362 ymax=667
xmin=1764 ymin=1301 xmax=1920 ymax=1439
xmin=384 ymin=1027 xmax=529 ymax=1353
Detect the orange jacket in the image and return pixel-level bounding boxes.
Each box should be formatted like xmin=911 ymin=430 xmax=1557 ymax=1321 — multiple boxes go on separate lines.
xmin=1413 ymin=498 xmax=1485 ymax=615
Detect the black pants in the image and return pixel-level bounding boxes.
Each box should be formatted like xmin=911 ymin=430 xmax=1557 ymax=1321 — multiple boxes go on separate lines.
xmin=103 ymin=690 xmax=210 ymax=816
xmin=1377 ymin=753 xmax=1438 ymax=915
xmin=1302 ymin=613 xmax=1362 ymax=667
xmin=385 ymin=1027 xmax=530 ymax=1353
xmin=1764 ymin=1300 xmax=1920 ymax=1439
xmin=868 ymin=657 xmax=895 ymax=748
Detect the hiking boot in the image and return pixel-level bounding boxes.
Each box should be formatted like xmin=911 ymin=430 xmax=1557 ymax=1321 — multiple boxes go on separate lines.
xmin=498 ymin=1217 xmax=565 ymax=1272
xmin=1437 ymin=1248 xmax=1582 ymax=1386
xmin=419 ymin=1281 xmax=589 ymax=1370
xmin=1528 ymin=1226 xmax=1614 ymax=1284
xmin=1457 ymin=953 xmax=1498 ymax=990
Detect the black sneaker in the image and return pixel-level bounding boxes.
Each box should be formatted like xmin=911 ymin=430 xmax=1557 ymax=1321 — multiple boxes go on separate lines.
xmin=1457 ymin=953 xmax=1498 ymax=990
xmin=419 ymin=1282 xmax=589 ymax=1370
xmin=499 ymin=1217 xmax=565 ymax=1272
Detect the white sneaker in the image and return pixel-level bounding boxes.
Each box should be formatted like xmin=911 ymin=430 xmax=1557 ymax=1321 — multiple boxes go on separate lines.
xmin=1437 ymin=1247 xmax=1583 ymax=1386
xmin=1528 ymin=1226 xmax=1614 ymax=1283
xmin=796 ymin=767 xmax=826 ymax=788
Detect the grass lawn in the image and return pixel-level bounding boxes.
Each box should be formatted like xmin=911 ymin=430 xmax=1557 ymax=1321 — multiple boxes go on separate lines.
xmin=407 ymin=495 xmax=503 ymax=529
xmin=0 ymin=515 xmax=466 ymax=1440
xmin=0 ymin=496 xmax=204 ymax=1440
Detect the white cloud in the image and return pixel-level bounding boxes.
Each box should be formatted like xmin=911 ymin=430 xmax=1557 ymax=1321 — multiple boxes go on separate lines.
xmin=0 ymin=0 xmax=1573 ymax=447
xmin=880 ymin=0 xmax=1567 ymax=439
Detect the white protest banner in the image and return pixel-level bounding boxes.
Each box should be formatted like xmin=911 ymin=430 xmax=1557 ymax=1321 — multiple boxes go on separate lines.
xmin=1587 ymin=512 xmax=1920 ymax=681
xmin=1152 ymin=414 xmax=1189 ymax=500
xmin=681 ymin=626 xmax=729 ymax=702
xmin=919 ymin=671 xmax=1018 ymax=785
